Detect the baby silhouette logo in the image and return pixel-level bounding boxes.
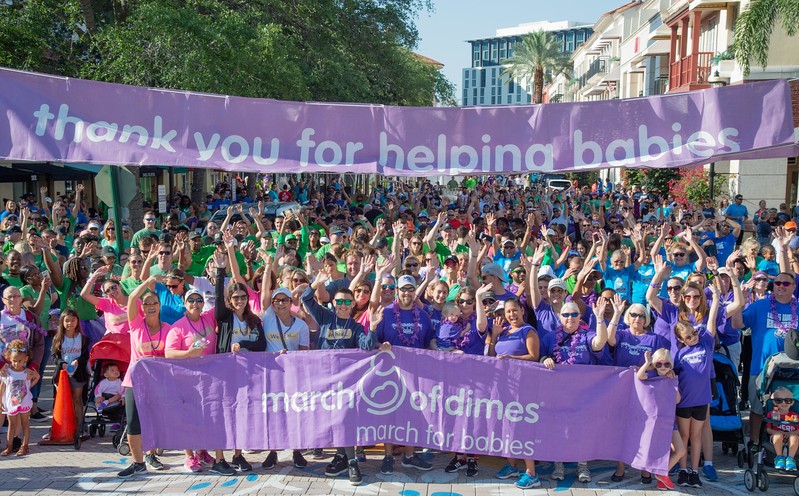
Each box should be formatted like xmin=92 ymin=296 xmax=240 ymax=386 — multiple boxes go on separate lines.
xmin=357 ymin=350 xmax=407 ymax=416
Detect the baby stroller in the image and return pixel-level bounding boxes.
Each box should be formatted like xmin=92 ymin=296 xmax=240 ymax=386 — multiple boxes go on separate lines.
xmin=711 ymin=347 xmax=745 ymax=464
xmin=745 ymin=352 xmax=799 ymax=494
xmin=75 ymin=334 xmax=130 ymax=451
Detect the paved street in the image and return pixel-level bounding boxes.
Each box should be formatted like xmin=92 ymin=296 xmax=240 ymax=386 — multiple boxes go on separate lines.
xmin=1 ymin=416 xmax=797 ymax=495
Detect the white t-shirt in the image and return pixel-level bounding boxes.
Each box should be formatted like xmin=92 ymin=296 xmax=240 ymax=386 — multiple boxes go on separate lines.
xmin=261 ymin=307 xmax=309 ymax=352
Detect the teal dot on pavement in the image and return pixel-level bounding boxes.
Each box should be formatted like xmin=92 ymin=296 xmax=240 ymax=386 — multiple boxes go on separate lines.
xmin=221 ymin=479 xmax=238 ymax=487
xmin=189 ymin=482 xmax=212 ymax=490
xmin=245 ymin=474 xmax=258 ymax=482
xmin=399 ymin=491 xmax=420 ymax=496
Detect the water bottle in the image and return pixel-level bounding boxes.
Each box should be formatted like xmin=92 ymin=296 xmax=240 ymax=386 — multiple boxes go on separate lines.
xmin=64 ymin=353 xmax=75 ymax=374
xmin=193 ymin=338 xmax=209 ymax=349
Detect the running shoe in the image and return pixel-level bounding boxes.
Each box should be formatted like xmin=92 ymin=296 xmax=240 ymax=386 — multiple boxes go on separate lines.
xmin=577 ymin=463 xmax=591 ymax=483
xmin=655 ymin=474 xmax=675 ymax=490
xmin=380 ymin=455 xmax=394 ymax=475
xmin=355 ymin=448 xmax=366 ymax=462
xmin=515 ymin=472 xmax=542 ymax=489
xmin=261 ymin=450 xmax=278 ymax=469
xmin=466 ymin=458 xmax=478 ymax=477
xmin=210 ymin=459 xmax=237 ymax=476
xmin=702 ymin=464 xmax=718 ymax=482
xmin=787 ymin=456 xmax=798 ymax=471
xmin=348 ymin=460 xmax=363 ymax=486
xmin=197 ymin=450 xmax=214 ymax=467
xmin=292 ymin=450 xmax=308 ymax=468
xmin=312 ymin=448 xmax=326 ymax=460
xmin=445 ymin=456 xmax=467 ymax=473
xmin=402 ymin=455 xmax=433 ymax=471
xmin=550 ymin=462 xmax=565 ymax=481
xmin=231 ymin=454 xmax=253 ymax=472
xmin=118 ymin=462 xmax=146 ymax=478
xmin=184 ymin=455 xmax=202 ymax=473
xmin=30 ymin=411 xmax=49 ymax=423
xmin=496 ymin=463 xmax=519 ymax=479
xmin=145 ymin=453 xmax=165 ymax=471
xmin=325 ymin=454 xmax=348 ymax=477
xmin=688 ymin=471 xmax=702 ymax=488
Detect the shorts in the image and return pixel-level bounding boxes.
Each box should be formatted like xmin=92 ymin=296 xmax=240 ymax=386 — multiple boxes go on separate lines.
xmin=676 ymin=404 xmax=708 ymax=421
xmin=125 ymin=388 xmax=141 ymax=436
xmin=749 ymin=375 xmax=764 ymax=415
xmin=69 ymin=378 xmax=86 ymax=391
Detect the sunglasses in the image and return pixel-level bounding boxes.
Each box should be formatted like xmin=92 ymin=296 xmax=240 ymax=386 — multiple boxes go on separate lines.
xmin=398 ymin=287 xmax=415 ymax=293
xmin=683 ymin=294 xmax=701 ymax=300
xmin=672 ymin=253 xmax=686 ymax=258
xmin=654 ymin=361 xmax=672 ymax=369
xmin=273 ymin=297 xmax=291 ymax=304
xmin=561 ymin=312 xmax=580 ymax=318
xmin=107 ymin=227 xmax=115 ymax=231
xmin=405 ymin=263 xmax=419 ymax=268
xmin=159 ymin=251 xmax=172 ymax=256
xmin=482 ymin=298 xmax=497 ymax=306
xmin=381 ymin=284 xmax=396 ymax=290
xmin=144 ymin=218 xmax=156 ymax=222
xmin=457 ymin=299 xmax=475 ymax=305
xmin=103 ymin=284 xmax=119 ymax=294
xmin=667 ymin=285 xmax=683 ymax=292
xmin=129 ymin=259 xmax=143 ymax=265
xmin=775 ymin=281 xmax=794 ymax=287
xmin=186 ymin=297 xmax=204 ymax=304
xmin=230 ymin=294 xmax=248 ymax=301
xmin=629 ymin=312 xmax=646 ymax=319
xmin=754 ymin=277 xmax=769 ymax=282
xmin=334 ymin=299 xmax=353 ymax=305
xmin=773 ymin=398 xmax=796 ymax=405
xmin=166 ymin=283 xmax=180 ymax=289
xmin=511 ymin=269 xmax=526 ymax=275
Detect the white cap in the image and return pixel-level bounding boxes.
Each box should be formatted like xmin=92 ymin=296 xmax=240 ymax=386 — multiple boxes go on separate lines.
xmin=538 ymin=265 xmax=556 ymax=279
xmin=397 ymin=275 xmax=417 ymax=289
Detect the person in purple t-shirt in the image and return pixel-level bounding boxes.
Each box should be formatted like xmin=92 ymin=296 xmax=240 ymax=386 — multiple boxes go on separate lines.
xmin=673 ymin=283 xmax=721 ymax=489
xmin=371 ymin=275 xmax=437 ymax=475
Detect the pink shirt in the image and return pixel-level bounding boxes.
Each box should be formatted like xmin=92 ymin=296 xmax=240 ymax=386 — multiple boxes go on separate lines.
xmin=96 ymin=298 xmax=130 ymax=335
xmin=123 ymin=313 xmax=170 ymax=388
xmin=165 ymin=309 xmax=217 ymax=356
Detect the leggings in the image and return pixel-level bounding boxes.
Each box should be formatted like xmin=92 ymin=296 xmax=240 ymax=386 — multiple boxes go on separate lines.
xmin=125 ymin=388 xmax=142 ymax=436
xmin=740 ymin=333 xmax=752 ymax=403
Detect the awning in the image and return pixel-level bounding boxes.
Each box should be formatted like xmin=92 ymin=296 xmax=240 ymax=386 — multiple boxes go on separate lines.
xmin=0 ymin=162 xmax=99 ymax=182
xmin=64 ymin=163 xmax=103 ymax=174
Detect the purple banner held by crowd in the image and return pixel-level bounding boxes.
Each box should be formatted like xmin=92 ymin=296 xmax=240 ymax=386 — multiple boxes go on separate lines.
xmin=131 ymin=348 xmax=676 ymax=474
xmin=0 ymin=68 xmax=796 ymax=175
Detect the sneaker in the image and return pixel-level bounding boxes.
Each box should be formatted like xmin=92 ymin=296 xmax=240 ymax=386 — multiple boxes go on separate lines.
xmin=677 ymin=469 xmax=690 ymax=487
xmin=261 ymin=450 xmax=278 ymax=469
xmin=515 ymin=472 xmax=542 ymax=489
xmin=348 ymin=460 xmax=363 ymax=486
xmin=688 ymin=470 xmax=702 ymax=488
xmin=380 ymin=455 xmax=394 ymax=475
xmin=96 ymin=401 xmax=108 ymax=414
xmin=466 ymin=458 xmax=478 ymax=477
xmin=197 ymin=450 xmax=214 ymax=467
xmin=655 ymin=474 xmax=675 ymax=490
xmin=748 ymin=441 xmax=760 ymax=454
xmin=702 ymin=464 xmax=718 ymax=482
xmin=775 ymin=456 xmax=786 ymax=470
xmin=292 ymin=450 xmax=308 ymax=468
xmin=210 ymin=459 xmax=237 ymax=476
xmin=118 ymin=462 xmax=146 ymax=478
xmin=445 ymin=456 xmax=467 ymax=473
xmin=325 ymin=454 xmax=348 ymax=477
xmin=312 ymin=448 xmax=326 ymax=460
xmin=30 ymin=411 xmax=48 ymax=422
xmin=184 ymin=455 xmax=202 ymax=473
xmin=37 ymin=406 xmax=50 ymax=415
xmin=231 ymin=454 xmax=252 ymax=472
xmin=551 ymin=462 xmax=565 ymax=481
xmin=402 ymin=455 xmax=433 ymax=471
xmin=787 ymin=456 xmax=798 ymax=471
xmin=145 ymin=453 xmax=165 ymax=471
xmin=577 ymin=463 xmax=591 ymax=483
xmin=496 ymin=463 xmax=520 ymax=479
xmin=355 ymin=448 xmax=366 ymax=462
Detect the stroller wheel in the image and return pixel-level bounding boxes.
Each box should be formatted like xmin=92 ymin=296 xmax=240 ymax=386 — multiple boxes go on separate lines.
xmin=793 ymin=475 xmax=799 ymax=496
xmin=744 ymin=469 xmax=756 ymax=492
xmin=118 ymin=441 xmax=131 ymax=456
xmin=99 ymin=424 xmax=106 ymax=438
xmin=89 ymin=424 xmax=97 ymax=438
xmin=757 ymin=471 xmax=769 ymax=492
xmin=738 ymin=450 xmax=746 ymax=468
xmin=74 ymin=433 xmax=82 ymax=450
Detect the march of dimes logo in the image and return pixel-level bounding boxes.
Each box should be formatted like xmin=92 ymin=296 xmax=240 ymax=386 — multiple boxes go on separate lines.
xmin=358 ymin=350 xmax=408 ymax=415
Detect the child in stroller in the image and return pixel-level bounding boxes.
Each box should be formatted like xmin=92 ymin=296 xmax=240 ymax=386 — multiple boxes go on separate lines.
xmin=94 ymin=363 xmax=124 ymax=417
xmin=766 ymin=387 xmax=799 ymax=471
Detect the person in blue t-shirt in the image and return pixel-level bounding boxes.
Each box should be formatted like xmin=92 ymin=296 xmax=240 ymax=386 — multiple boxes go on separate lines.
xmin=725 ymin=194 xmax=748 ymax=246
xmin=599 ymin=249 xmax=636 ymax=302
xmin=709 ymin=218 xmax=741 ymax=266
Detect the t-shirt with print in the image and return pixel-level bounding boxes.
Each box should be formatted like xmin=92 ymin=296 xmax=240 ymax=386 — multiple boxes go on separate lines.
xmin=674 ymin=328 xmax=715 ymax=408
xmin=95 ymin=298 xmax=130 ymax=335
xmin=658 ymin=262 xmax=696 ymax=298
xmin=541 ymin=327 xmax=599 ymax=365
xmin=95 ymin=378 xmax=123 ymax=398
xmin=375 ymin=303 xmax=435 ymax=349
xmin=123 ymin=313 xmax=169 ymax=388
xmin=0 ymin=311 xmax=31 ymax=360
xmin=603 ymin=265 xmax=635 ymax=302
xmin=61 ymin=335 xmax=82 ymax=376
xmin=165 ymin=309 xmax=217 ymax=356
xmin=261 ymin=307 xmax=310 ymax=352
xmin=743 ymin=297 xmax=795 ymax=377
xmin=613 ymin=330 xmax=669 ymax=368
xmin=230 ymin=315 xmax=262 ymax=350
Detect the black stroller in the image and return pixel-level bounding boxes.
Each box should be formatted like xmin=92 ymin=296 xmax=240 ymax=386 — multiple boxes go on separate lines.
xmin=711 ymin=347 xmax=746 ymax=464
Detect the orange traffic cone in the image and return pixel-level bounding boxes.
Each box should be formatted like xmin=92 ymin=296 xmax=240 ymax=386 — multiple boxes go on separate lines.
xmin=39 ymin=369 xmax=77 ymax=445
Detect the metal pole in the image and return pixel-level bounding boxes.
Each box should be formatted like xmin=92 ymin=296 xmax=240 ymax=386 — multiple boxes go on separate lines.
xmin=709 ymin=162 xmax=716 ymax=201
xmin=109 ymin=166 xmax=124 ymax=257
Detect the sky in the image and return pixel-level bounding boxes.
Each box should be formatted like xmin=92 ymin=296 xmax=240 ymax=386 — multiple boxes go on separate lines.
xmin=414 ymin=0 xmax=627 ymax=98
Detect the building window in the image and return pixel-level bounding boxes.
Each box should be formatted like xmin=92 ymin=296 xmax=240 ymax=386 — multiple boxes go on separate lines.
xmin=507 ymin=95 xmax=512 ymax=104
xmin=508 ymin=80 xmax=514 ymax=93
xmin=480 ymin=70 xmax=486 ymax=87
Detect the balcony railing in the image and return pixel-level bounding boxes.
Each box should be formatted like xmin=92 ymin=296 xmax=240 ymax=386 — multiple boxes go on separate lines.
xmin=669 ymin=52 xmax=712 ymax=90
xmin=648 ymin=75 xmax=669 ymax=96
xmin=577 ymin=58 xmax=608 ymax=89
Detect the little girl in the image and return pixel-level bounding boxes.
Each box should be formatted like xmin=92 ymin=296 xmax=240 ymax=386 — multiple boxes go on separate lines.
xmin=51 ymin=309 xmax=90 ymax=436
xmin=94 ymin=363 xmax=124 ymax=416
xmin=766 ymin=387 xmax=799 ymax=471
xmin=637 ymin=348 xmax=686 ymax=490
xmin=436 ymin=301 xmax=467 ymax=352
xmin=0 ymin=340 xmax=40 ymax=456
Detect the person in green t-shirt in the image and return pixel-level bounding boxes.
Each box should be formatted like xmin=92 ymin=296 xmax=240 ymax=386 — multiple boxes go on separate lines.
xmin=130 ymin=211 xmax=161 ymax=248
xmin=99 ymin=246 xmax=124 ymax=278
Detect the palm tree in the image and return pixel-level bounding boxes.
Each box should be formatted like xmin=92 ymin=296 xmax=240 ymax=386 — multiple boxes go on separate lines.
xmin=500 ymin=30 xmax=572 ymax=104
xmin=733 ymin=0 xmax=799 ymax=76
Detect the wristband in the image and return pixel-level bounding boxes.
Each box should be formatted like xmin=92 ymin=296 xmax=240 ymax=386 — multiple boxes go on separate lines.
xmin=649 ymin=282 xmax=661 ymax=289
xmin=531 ymin=263 xmax=541 ymax=267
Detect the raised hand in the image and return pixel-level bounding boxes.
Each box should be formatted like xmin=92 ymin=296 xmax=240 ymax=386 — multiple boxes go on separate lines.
xmin=706 ymin=256 xmax=718 ymax=272
xmin=593 ymin=298 xmax=608 ymax=320
xmin=611 ymin=294 xmax=626 ymax=316
xmin=653 ymin=254 xmax=670 ymax=276
xmin=369 ymin=306 xmax=385 ymax=327
xmin=212 ymin=249 xmax=228 ymax=269
xmin=222 ymin=229 xmax=236 ymax=248
xmin=475 ymin=283 xmax=493 ymax=298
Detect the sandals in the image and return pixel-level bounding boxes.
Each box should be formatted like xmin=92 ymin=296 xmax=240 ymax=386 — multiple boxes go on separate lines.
xmin=16 ymin=445 xmax=29 ymax=456
xmin=0 ymin=447 xmax=13 ymax=456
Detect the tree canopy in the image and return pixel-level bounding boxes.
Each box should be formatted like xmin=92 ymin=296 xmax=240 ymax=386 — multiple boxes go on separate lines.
xmin=732 ymin=0 xmax=799 ymax=76
xmin=500 ymin=30 xmax=571 ymax=104
xmin=0 ymin=0 xmax=455 ymax=106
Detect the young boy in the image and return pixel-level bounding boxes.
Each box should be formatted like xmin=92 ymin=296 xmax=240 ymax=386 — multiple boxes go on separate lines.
xmin=94 ymin=363 xmax=124 ymax=415
xmin=766 ymin=387 xmax=799 ymax=471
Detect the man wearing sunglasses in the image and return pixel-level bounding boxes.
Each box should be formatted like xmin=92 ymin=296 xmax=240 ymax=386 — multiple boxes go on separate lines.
xmin=733 ymin=271 xmax=797 ymax=452
xmin=130 ymin=211 xmax=160 ymax=248
xmin=298 ymin=285 xmax=374 ymax=485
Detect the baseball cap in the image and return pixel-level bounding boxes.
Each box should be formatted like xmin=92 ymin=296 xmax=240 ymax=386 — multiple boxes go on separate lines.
xmin=418 ymin=211 xmax=429 ymax=218
xmin=319 ymin=236 xmax=330 ymax=244
xmin=548 ymin=278 xmax=568 ymax=291
xmin=284 ymin=234 xmax=297 ymax=241
xmin=786 ymin=221 xmax=797 ymax=230
xmin=538 ymin=265 xmax=556 ymax=279
xmin=397 ymin=275 xmax=417 ymax=289
xmin=271 ymin=287 xmax=292 ymax=301
xmin=88 ymin=221 xmax=101 ymax=229
xmin=101 ymin=246 xmax=116 ymax=258
xmin=481 ymin=262 xmax=508 ymax=283
xmin=7 ymin=226 xmax=21 ymax=234
xmin=184 ymin=287 xmax=203 ymax=301
xmin=189 ymin=232 xmax=202 ymax=240
xmin=752 ymin=270 xmax=769 ymax=279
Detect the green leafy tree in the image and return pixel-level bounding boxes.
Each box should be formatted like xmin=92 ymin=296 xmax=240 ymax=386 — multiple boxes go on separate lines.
xmin=733 ymin=0 xmax=799 ymax=75
xmin=622 ymin=168 xmax=681 ymax=196
xmin=500 ymin=30 xmax=571 ymax=104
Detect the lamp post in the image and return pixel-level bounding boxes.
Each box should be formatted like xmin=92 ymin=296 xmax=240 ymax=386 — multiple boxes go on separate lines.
xmin=707 ymin=71 xmax=728 ymax=202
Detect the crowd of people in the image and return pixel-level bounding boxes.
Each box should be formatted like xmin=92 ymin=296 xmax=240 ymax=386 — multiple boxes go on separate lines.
xmin=1 ymin=173 xmax=798 ymax=489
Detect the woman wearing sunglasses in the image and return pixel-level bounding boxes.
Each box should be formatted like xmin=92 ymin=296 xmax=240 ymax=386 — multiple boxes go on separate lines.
xmin=539 ymin=299 xmax=610 ymax=483
xmin=80 ymin=267 xmax=129 ymax=335
xmin=649 ymin=223 xmax=707 ymax=298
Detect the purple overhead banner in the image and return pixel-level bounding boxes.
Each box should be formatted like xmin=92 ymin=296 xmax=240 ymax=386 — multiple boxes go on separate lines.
xmin=1 ymin=68 xmax=795 ymax=176
xmin=131 ymin=348 xmax=676 ymax=474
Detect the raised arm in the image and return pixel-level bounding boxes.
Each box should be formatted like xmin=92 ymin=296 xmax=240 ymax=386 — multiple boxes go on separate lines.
xmin=605 ymin=294 xmax=625 ymax=347
xmin=80 ymin=266 xmax=109 ymax=306
xmin=683 ymin=227 xmax=706 ymax=272
xmin=128 ymin=275 xmax=160 ymax=322
xmin=646 ymin=254 xmax=670 ymax=316
xmin=650 ymin=222 xmax=669 ymax=260
xmin=475 ymin=283 xmax=492 ymax=333
xmin=528 ymin=244 xmax=547 ymax=309
xmin=707 ymin=283 xmax=721 ymax=338
xmin=590 ymin=299 xmax=609 ymax=351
